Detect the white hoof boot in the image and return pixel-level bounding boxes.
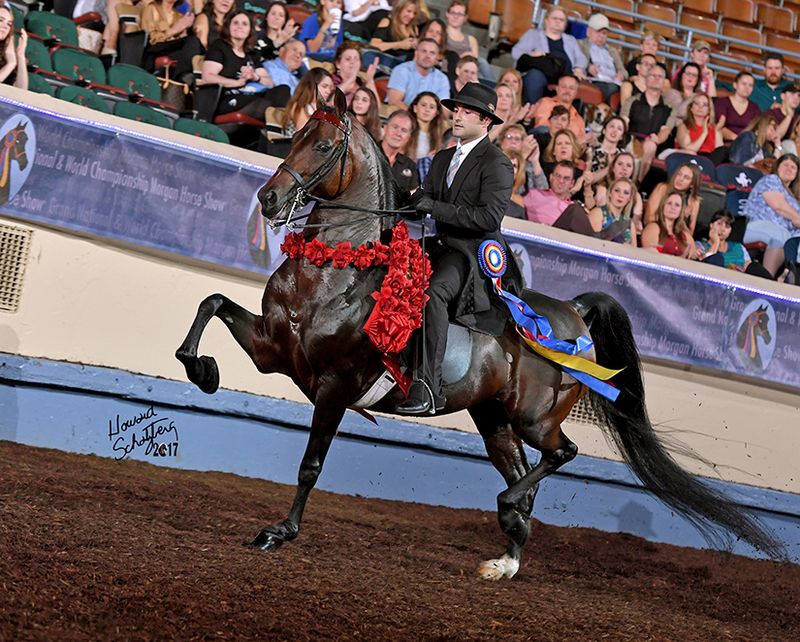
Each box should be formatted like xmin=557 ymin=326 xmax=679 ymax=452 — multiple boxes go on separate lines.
xmin=477 ymin=554 xmax=519 ymax=581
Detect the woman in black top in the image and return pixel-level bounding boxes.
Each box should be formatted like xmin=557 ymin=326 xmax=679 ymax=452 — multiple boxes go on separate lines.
xmin=193 ymin=0 xmax=235 ymax=49
xmin=201 ymin=11 xmax=290 ymax=118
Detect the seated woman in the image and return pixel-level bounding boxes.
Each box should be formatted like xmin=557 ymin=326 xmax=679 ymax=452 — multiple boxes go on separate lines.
xmin=503 ymin=149 xmax=528 ymax=219
xmin=588 ymin=152 xmax=644 ymax=233
xmin=497 ymin=68 xmax=524 ymax=108
xmin=408 ymin=91 xmax=446 ymax=161
xmin=202 ymin=12 xmax=290 ymax=119
xmin=141 ymin=0 xmax=204 ymax=78
xmin=587 ymin=177 xmax=637 ymax=245
xmin=641 ymin=189 xmax=698 ymax=258
xmin=282 ymin=67 xmax=336 ymax=136
xmin=254 ymin=1 xmax=300 ymax=61
xmin=618 ymin=53 xmax=654 ymax=108
xmin=587 ymin=115 xmax=628 ymax=186
xmin=715 ymin=71 xmax=760 ymax=143
xmin=369 ymin=0 xmax=419 ymax=68
xmin=343 ymin=0 xmax=391 ymax=42
xmin=347 ymin=86 xmax=382 ymax=140
xmin=664 ymin=62 xmax=702 ymax=121
xmin=644 ymin=161 xmax=702 ymax=236
xmin=193 ymin=0 xmax=235 ymax=49
xmin=450 ymin=54 xmax=478 ymax=96
xmin=742 ymin=153 xmax=800 ymax=277
xmin=510 ymin=6 xmax=587 ymax=104
xmin=443 ymin=0 xmax=492 ymax=81
xmin=781 ymin=118 xmax=800 ymax=157
xmin=332 ymin=41 xmax=378 ymax=105
xmin=730 ymin=113 xmax=781 ymax=167
xmin=299 ymin=0 xmax=345 ymax=61
xmin=489 ymin=83 xmax=531 ymax=143
xmin=696 ymin=210 xmax=773 ymax=278
xmin=675 ymin=92 xmax=724 ymax=163
xmin=0 ymin=8 xmax=27 ymax=90
xmin=541 ymin=129 xmax=585 ymax=190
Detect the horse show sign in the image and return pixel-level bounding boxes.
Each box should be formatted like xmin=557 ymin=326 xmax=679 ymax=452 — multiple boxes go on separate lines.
xmin=1 ymin=97 xmax=799 ymax=392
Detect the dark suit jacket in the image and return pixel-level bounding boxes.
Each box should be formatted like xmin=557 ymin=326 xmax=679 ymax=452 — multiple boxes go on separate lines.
xmin=422 ymin=135 xmax=517 ymax=334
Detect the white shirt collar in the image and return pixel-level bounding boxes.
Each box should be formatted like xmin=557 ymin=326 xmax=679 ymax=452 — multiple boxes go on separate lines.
xmin=454 ymin=133 xmax=487 ymax=160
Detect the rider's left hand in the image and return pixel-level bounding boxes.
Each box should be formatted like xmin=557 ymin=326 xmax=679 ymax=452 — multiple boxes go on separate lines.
xmin=415 ymin=196 xmax=435 ymax=214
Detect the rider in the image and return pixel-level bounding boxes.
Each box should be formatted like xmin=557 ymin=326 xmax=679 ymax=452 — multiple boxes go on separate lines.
xmin=396 ymin=82 xmax=516 ymax=416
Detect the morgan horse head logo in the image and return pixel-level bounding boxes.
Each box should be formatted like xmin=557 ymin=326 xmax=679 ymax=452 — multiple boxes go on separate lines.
xmin=0 ymin=120 xmax=31 ymax=206
xmin=736 ymin=304 xmax=772 ymax=371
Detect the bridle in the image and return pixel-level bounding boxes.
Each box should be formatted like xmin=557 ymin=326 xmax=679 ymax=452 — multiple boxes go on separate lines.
xmin=268 ymin=109 xmax=410 ymax=230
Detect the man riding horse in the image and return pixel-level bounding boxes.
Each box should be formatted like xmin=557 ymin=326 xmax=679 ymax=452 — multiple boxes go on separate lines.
xmin=396 ymin=82 xmax=520 ymax=416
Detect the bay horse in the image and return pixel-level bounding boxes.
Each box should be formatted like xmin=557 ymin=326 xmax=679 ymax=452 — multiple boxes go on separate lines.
xmin=176 ymin=95 xmax=782 ymax=578
xmin=736 ymin=305 xmax=772 ymax=371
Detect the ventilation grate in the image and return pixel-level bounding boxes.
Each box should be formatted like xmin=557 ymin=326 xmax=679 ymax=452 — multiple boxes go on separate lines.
xmin=0 ymin=222 xmax=33 ymax=313
xmin=567 ymin=395 xmax=599 ymax=426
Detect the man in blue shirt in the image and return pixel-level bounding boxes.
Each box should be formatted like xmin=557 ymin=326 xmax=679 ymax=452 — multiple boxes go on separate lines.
xmin=751 ymin=53 xmax=793 ymax=113
xmin=386 ymin=38 xmax=450 ymax=109
xmin=262 ymin=39 xmax=307 ymax=95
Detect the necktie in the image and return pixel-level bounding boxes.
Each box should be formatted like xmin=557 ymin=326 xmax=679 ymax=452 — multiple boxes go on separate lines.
xmin=446 ymin=147 xmax=462 ymax=188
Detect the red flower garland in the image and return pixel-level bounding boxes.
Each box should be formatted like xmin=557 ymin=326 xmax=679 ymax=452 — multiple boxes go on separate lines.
xmin=280 ymin=221 xmax=431 ymax=360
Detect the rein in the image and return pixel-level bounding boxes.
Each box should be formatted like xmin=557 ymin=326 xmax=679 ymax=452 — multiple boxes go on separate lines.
xmin=272 ymin=109 xmax=413 ymax=230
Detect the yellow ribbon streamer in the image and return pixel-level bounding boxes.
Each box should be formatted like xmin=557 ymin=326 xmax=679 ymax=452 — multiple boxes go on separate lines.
xmin=516 ymin=327 xmax=623 ymax=381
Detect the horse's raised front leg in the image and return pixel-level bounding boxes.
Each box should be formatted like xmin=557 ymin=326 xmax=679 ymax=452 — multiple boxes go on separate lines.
xmin=175 ymin=294 xmax=263 ymax=394
xmin=250 ymin=396 xmax=346 ymax=551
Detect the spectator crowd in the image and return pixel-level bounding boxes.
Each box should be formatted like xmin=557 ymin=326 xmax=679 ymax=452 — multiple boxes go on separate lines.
xmin=6 ymin=0 xmax=800 ymax=282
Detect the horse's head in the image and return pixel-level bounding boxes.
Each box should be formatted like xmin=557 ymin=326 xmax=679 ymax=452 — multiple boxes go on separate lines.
xmin=4 ymin=122 xmax=28 ymax=171
xmin=258 ymin=90 xmax=354 ymax=230
xmin=753 ymin=305 xmax=772 ymax=343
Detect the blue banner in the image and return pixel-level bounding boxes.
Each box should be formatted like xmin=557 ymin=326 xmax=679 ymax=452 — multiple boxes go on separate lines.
xmin=1 ymin=95 xmax=799 ymax=390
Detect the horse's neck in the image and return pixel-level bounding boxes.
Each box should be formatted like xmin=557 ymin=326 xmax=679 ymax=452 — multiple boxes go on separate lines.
xmin=0 ymin=143 xmax=11 ymax=189
xmin=315 ymin=141 xmax=393 ymax=247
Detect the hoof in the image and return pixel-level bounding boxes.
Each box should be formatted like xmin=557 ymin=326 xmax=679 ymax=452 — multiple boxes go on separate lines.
xmin=177 ymin=351 xmax=220 ymax=394
xmin=477 ymin=554 xmax=520 ymax=581
xmin=194 ymin=356 xmax=220 ymax=394
xmin=249 ymin=530 xmax=286 ymax=551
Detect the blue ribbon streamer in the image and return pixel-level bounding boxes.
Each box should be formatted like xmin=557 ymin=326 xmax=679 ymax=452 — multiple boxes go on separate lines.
xmin=477 ymin=242 xmax=619 ymax=402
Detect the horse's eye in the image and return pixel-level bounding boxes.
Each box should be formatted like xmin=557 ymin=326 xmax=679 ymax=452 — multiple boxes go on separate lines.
xmin=316 ymin=141 xmax=332 ymax=153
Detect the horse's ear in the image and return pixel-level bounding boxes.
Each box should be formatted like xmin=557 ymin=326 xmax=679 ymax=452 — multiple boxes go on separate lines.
xmin=758 ymin=305 xmax=767 ymax=312
xmin=332 ymin=88 xmax=348 ymax=118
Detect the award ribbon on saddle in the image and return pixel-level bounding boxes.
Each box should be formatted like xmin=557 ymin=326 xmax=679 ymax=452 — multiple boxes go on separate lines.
xmin=477 ymin=241 xmax=622 ymax=402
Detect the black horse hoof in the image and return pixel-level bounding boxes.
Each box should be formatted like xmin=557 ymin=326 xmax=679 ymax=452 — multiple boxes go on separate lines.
xmin=248 ymin=530 xmax=286 ymax=551
xmin=194 ymin=356 xmax=220 ymax=394
xmin=177 ymin=350 xmax=220 ymax=394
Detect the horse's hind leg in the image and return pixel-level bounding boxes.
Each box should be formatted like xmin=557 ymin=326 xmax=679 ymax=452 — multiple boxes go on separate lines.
xmin=175 ymin=294 xmax=263 ymax=393
xmin=480 ymin=393 xmax=582 ymax=580
xmin=469 ymin=401 xmax=534 ymax=581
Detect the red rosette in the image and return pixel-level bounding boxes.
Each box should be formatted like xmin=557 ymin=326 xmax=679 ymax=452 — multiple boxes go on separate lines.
xmin=280 ymin=232 xmax=306 ymax=259
xmin=303 ymin=238 xmax=329 ymax=266
xmin=331 ymin=241 xmax=354 ymax=269
xmin=352 ymin=245 xmax=377 ymax=270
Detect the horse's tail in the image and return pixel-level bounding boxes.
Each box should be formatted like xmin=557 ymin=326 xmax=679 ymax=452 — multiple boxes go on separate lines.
xmin=571 ymin=291 xmax=785 ymax=560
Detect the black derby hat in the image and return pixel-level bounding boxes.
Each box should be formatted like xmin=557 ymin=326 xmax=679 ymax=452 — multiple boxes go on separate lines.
xmin=441 ymin=82 xmax=504 ymax=125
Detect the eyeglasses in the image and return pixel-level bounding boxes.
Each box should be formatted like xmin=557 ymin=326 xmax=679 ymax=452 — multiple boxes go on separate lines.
xmin=504 ymin=134 xmax=522 ymax=141
xmin=448 ymin=10 xmax=466 ymax=16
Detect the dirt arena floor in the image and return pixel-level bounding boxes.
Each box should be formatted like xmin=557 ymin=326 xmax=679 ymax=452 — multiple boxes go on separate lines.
xmin=2 ymin=440 xmax=799 ymax=642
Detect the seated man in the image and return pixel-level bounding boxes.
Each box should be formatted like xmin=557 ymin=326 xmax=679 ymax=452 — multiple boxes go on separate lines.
xmin=386 ymin=38 xmax=450 ymax=109
xmin=262 ymin=39 xmax=307 ymax=95
xmin=528 ymin=74 xmax=586 ymax=141
xmin=578 ymin=13 xmax=626 ymax=104
xmin=381 ymin=110 xmax=419 ymax=194
xmin=620 ymin=65 xmax=676 ymax=182
xmin=523 ymin=159 xmax=575 ymax=225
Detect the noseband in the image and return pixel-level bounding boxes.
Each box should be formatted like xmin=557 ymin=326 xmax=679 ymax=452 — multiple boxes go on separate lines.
xmin=273 ymin=110 xmax=351 ymax=228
